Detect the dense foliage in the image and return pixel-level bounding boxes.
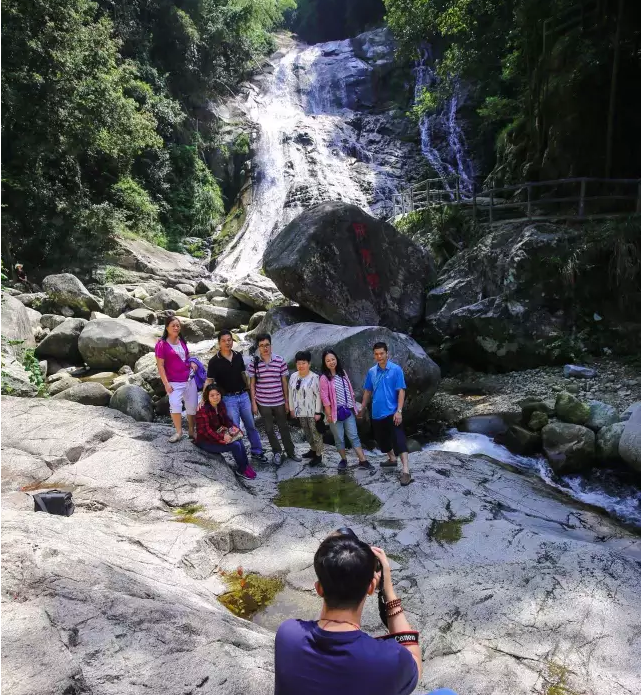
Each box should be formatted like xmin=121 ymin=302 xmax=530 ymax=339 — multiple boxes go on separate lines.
xmin=2 ymin=0 xmax=293 ymax=272
xmin=286 ymin=0 xmax=385 ymax=43
xmin=384 ymin=0 xmax=641 ymax=183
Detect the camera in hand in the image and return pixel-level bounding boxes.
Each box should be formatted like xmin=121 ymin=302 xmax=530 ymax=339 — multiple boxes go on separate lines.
xmin=336 ymin=527 xmax=388 ymax=627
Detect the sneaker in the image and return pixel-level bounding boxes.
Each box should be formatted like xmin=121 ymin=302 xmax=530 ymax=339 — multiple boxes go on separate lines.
xmin=380 ymin=459 xmax=397 ymax=468
xmin=252 ymin=453 xmax=269 ymax=464
xmin=273 ymin=453 xmax=282 ymax=467
xmin=168 ymin=432 xmax=183 ymax=443
xmin=338 ymin=458 xmax=348 ymax=472
xmin=236 ymin=465 xmax=257 ymax=480
xmin=358 ymin=460 xmax=374 ymax=471
xmin=302 ymin=450 xmax=316 ymax=459
xmin=399 ymin=472 xmax=412 ymax=486
xmin=309 ymin=455 xmax=323 ymax=467
xmin=288 ymin=453 xmax=303 ymax=463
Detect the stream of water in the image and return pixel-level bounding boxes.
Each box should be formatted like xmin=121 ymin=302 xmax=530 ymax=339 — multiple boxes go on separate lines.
xmin=424 ymin=430 xmax=641 ymax=530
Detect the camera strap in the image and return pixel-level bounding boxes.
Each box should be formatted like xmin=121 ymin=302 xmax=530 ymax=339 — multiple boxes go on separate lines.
xmin=375 ymin=631 xmax=419 ymax=646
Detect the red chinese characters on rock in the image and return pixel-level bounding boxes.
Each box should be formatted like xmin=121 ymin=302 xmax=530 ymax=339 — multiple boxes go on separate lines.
xmin=352 ymin=221 xmax=379 ymax=293
xmin=352 ymin=222 xmax=367 ymax=240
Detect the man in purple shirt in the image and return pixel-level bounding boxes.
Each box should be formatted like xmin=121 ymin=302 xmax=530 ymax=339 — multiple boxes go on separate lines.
xmin=275 ymin=530 xmax=458 ymax=695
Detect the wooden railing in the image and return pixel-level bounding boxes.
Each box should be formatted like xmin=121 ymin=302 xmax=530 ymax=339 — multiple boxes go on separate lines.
xmin=388 ymin=176 xmax=641 ymax=224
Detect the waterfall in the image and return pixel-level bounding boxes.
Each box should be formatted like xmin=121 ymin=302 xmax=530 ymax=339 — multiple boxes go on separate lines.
xmin=213 ymin=30 xmax=411 ymax=282
xmin=413 ymin=48 xmax=475 ymax=197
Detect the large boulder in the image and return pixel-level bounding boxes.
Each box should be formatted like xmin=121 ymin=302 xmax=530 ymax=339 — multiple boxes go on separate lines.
xmin=146 ymin=288 xmax=191 ymax=312
xmin=422 ymin=223 xmax=638 ymax=371
xmin=34 ymin=318 xmax=87 ymax=362
xmin=109 ymin=384 xmax=154 ymax=422
xmin=52 ymin=381 xmax=112 ymax=406
xmin=263 ymin=201 xmax=434 ymax=332
xmin=555 ymin=391 xmax=590 ymax=425
xmin=271 ymin=323 xmax=441 ymax=420
xmin=1 ymin=293 xmax=37 ymax=351
xmin=619 ymin=408 xmax=641 ymax=473
xmin=0 ymin=357 xmax=39 ymax=397
xmin=40 ymin=314 xmax=66 ymax=331
xmin=78 ymin=319 xmax=158 ymax=370
xmin=227 ymin=272 xmax=285 ymax=310
xmin=103 ymin=286 xmax=137 ymax=318
xmin=42 ymin=273 xmax=101 ymax=317
xmin=210 ymin=296 xmax=243 ymax=310
xmin=542 ymin=422 xmax=595 ymax=474
xmin=195 ymin=279 xmax=219 ymax=295
xmin=596 ymin=422 xmax=626 ymax=460
xmin=48 ymin=376 xmax=81 ymax=396
xmin=192 ymin=304 xmax=251 ymax=330
xmin=180 ymin=318 xmax=217 ymax=342
xmin=251 ymin=306 xmax=327 ymax=337
xmin=124 ymin=308 xmax=156 ymax=325
xmin=585 ymin=401 xmax=619 ymax=432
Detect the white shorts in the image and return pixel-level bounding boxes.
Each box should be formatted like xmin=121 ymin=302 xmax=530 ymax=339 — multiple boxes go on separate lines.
xmin=168 ymin=379 xmax=198 ymax=416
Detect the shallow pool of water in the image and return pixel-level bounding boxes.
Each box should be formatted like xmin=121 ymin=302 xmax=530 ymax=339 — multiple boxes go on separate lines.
xmin=274 ymin=475 xmax=382 ymax=514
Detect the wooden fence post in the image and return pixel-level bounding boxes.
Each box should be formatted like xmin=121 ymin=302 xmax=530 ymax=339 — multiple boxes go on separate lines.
xmin=578 ymin=178 xmax=586 ymax=217
xmin=527 ymin=184 xmax=532 ymax=218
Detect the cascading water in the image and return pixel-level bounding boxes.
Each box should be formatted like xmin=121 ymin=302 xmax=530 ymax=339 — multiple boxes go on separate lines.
xmin=213 ymin=30 xmax=416 ymax=282
xmin=413 ymin=48 xmax=475 ymax=197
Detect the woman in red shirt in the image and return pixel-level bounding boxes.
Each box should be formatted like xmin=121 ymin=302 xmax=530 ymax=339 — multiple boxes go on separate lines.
xmin=195 ymin=384 xmax=256 ymax=480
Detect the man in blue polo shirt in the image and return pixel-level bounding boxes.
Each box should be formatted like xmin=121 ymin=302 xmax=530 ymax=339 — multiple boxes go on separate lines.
xmin=358 ymin=342 xmax=411 ymax=486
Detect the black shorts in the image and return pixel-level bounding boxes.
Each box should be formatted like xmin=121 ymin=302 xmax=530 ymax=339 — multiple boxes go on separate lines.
xmin=372 ymin=414 xmax=408 ymax=456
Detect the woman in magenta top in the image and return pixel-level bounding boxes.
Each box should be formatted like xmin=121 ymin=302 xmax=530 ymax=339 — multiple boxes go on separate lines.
xmin=319 ymin=349 xmax=372 ymax=472
xmin=155 ymin=316 xmax=198 ymax=442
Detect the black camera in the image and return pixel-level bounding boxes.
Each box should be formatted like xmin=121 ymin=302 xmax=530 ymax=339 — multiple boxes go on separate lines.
xmin=336 ymin=527 xmax=388 ymax=628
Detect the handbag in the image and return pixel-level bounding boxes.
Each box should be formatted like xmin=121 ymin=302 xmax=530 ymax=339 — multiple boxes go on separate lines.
xmin=33 ymin=490 xmax=75 ymax=516
xmin=336 ymin=376 xmax=352 ymax=422
xmin=217 ymin=426 xmax=243 ymax=443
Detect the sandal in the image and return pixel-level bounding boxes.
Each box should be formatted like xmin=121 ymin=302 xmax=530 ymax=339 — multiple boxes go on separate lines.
xmin=399 ymin=472 xmax=411 ymax=486
xmin=169 ymin=432 xmax=183 ymax=443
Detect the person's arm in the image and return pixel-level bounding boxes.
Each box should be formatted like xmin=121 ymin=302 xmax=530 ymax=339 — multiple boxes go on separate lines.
xmin=288 ymin=376 xmax=296 ymax=418
xmin=371 ymin=547 xmax=422 ymax=681
xmin=394 ymin=389 xmax=405 ymax=426
xmin=249 ymin=376 xmax=258 ymax=414
xmin=314 ymin=378 xmax=323 ymax=420
xmin=280 ymin=360 xmax=290 ymax=412
xmin=156 ymin=356 xmax=173 ymax=395
xmin=358 ymin=389 xmax=371 ymax=418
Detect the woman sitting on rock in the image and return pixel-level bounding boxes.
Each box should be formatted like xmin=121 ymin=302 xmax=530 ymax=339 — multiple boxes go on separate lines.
xmin=155 ymin=316 xmax=198 ymax=442
xmin=320 ymin=349 xmax=373 ymax=472
xmin=195 ymin=384 xmax=256 ymax=480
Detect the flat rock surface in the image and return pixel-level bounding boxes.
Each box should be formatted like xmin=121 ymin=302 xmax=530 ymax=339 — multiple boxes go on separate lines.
xmin=2 ymin=397 xmax=641 ymax=695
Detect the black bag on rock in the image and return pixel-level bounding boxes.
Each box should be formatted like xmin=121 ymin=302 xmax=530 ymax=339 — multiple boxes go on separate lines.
xmin=33 ymin=490 xmax=75 ymax=516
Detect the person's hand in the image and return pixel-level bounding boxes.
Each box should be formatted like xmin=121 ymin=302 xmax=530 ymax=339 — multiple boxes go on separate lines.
xmin=223 ymin=433 xmax=232 ymax=444
xmin=314 ymin=414 xmax=321 ymax=422
xmin=190 ymin=362 xmax=198 ymax=372
xmin=252 ymin=402 xmax=258 ymax=417
xmin=393 ymin=411 xmax=402 ymax=426
xmin=290 ymin=410 xmax=296 ymax=419
xmin=370 ymin=546 xmax=393 ymax=598
xmin=165 ymin=384 xmax=174 ymax=395
xmin=229 ymin=426 xmax=240 ymax=435
xmin=197 ymin=399 xmax=205 ymax=410
xmin=326 ymin=415 xmax=334 ymax=424
xmin=356 ymin=409 xmax=364 ymax=420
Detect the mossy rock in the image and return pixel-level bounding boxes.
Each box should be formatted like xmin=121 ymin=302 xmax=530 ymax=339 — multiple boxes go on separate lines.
xmin=555 ymin=391 xmax=590 ymax=425
xmin=528 ymin=411 xmax=549 ymax=431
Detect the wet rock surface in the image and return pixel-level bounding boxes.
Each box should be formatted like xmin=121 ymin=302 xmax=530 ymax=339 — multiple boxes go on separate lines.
xmin=2 ymin=397 xmax=640 ymax=695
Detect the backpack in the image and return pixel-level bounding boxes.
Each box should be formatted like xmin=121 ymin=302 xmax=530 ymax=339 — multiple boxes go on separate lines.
xmin=187 ymin=357 xmax=207 ymax=390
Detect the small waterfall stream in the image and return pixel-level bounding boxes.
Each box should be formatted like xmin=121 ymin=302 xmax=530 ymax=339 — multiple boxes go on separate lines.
xmin=213 ymin=30 xmax=413 ymax=281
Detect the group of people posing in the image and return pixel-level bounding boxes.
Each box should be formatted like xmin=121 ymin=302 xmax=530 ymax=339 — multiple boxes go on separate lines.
xmin=155 ymin=316 xmax=413 ymax=485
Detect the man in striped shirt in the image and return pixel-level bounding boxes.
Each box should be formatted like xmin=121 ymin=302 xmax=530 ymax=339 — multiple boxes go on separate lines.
xmin=248 ymin=333 xmax=301 ymax=466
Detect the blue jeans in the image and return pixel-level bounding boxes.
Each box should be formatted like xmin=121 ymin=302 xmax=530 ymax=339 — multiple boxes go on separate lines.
xmin=223 ymin=392 xmax=263 ymax=456
xmin=195 ymin=440 xmax=249 ymax=472
xmin=329 ymin=412 xmax=361 ymax=451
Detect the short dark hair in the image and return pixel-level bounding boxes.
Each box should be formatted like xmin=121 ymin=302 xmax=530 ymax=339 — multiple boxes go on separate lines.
xmin=217 ymin=329 xmax=233 ymax=342
xmin=321 ymin=349 xmax=346 ymax=379
xmin=314 ymin=533 xmax=376 ymax=609
xmin=256 ymin=332 xmax=272 ymax=346
xmin=373 ymin=342 xmax=388 ymax=353
xmin=295 ymin=350 xmax=311 ymax=363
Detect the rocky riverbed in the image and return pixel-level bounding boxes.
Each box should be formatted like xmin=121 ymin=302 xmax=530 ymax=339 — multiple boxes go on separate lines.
xmin=2 ymin=396 xmax=641 ymax=695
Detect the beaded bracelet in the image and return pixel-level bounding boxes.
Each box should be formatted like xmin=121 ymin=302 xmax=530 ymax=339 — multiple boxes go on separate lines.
xmin=385 ymin=598 xmax=402 ymax=611
xmin=387 ymin=607 xmax=404 ymax=618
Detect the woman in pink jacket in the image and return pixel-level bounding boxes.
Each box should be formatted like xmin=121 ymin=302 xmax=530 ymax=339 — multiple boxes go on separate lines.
xmin=319 ymin=349 xmax=372 ymax=472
